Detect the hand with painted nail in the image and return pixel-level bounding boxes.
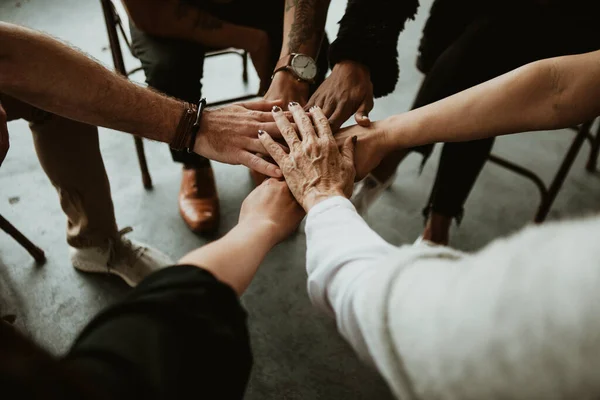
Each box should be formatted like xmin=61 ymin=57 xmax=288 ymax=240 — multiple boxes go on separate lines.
xmin=305 ymin=61 xmax=373 ymax=132
xmin=258 ymin=103 xmax=357 ymax=211
xmin=193 ymin=99 xmax=284 ymax=178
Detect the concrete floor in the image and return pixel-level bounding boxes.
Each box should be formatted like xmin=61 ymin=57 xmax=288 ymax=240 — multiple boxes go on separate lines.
xmin=2 ymin=0 xmax=600 ymax=398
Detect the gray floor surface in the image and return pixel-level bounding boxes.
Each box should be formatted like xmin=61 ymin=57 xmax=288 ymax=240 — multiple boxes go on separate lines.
xmin=2 ymin=0 xmax=600 ymax=398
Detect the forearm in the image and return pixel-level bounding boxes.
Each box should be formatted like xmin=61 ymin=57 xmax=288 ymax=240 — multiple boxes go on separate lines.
xmin=381 ymin=50 xmax=600 ymax=150
xmin=122 ymin=0 xmax=255 ymax=51
xmin=178 ymin=222 xmax=278 ymax=296
xmin=305 ymin=196 xmax=395 ymax=325
xmin=329 ymin=0 xmax=418 ymax=97
xmin=281 ymin=0 xmax=329 ymax=58
xmin=0 ymin=23 xmax=180 ymax=143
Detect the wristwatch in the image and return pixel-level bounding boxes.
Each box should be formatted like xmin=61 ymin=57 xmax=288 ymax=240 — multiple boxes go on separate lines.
xmin=272 ymin=53 xmax=318 ymax=84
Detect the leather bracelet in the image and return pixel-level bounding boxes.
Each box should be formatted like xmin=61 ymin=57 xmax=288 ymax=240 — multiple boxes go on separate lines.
xmin=170 ymin=98 xmax=206 ymax=153
xmin=186 ymin=98 xmax=206 ymax=153
xmin=170 ymin=102 xmax=197 ymax=151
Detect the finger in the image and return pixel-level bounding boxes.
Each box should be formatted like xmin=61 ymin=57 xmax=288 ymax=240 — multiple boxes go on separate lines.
xmin=288 ymin=101 xmax=316 ymax=141
xmin=241 ymin=98 xmax=283 ymax=111
xmin=240 ymin=150 xmax=282 ymax=178
xmin=259 ymin=121 xmax=297 ymax=138
xmin=309 ymin=106 xmax=334 ymax=142
xmin=328 ymin=108 xmax=349 ymax=132
xmin=272 ymin=105 xmax=300 ymax=149
xmin=258 ymin=129 xmax=289 ymax=166
xmin=341 ymin=135 xmax=357 ymax=165
xmin=354 ymin=98 xmax=373 ymax=127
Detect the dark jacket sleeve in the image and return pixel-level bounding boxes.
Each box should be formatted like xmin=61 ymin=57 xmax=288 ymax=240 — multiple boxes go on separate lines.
xmin=328 ymin=0 xmax=419 ymax=98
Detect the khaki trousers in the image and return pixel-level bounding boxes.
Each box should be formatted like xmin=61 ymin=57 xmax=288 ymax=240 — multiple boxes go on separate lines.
xmin=1 ymin=94 xmax=118 ymax=248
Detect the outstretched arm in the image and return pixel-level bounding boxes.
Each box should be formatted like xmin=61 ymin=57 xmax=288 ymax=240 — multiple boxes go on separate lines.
xmin=178 ymin=179 xmax=304 ymax=295
xmin=338 ymin=50 xmax=600 ymax=178
xmin=0 ymin=22 xmax=283 ymax=176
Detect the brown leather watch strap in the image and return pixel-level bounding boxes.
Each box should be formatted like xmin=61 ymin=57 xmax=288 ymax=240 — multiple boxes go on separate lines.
xmin=272 ymin=54 xmax=294 ymax=79
xmin=170 ymin=102 xmax=198 ymax=151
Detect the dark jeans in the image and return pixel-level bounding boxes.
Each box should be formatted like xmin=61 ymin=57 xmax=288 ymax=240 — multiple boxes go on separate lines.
xmin=130 ymin=1 xmax=329 ymax=168
xmin=412 ymin=6 xmax=600 ymax=221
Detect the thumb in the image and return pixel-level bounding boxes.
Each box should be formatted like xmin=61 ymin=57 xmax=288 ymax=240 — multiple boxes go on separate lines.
xmin=354 ymin=98 xmax=373 ymax=127
xmin=341 ymin=135 xmax=357 ymax=165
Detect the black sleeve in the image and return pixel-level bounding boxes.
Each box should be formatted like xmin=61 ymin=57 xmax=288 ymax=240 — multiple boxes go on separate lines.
xmin=328 ymin=0 xmax=420 ymax=98
xmin=64 ymin=265 xmax=252 ymax=400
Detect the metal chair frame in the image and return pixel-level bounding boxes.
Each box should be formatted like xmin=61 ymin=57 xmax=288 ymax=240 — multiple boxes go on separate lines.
xmin=100 ymin=0 xmax=256 ymax=189
xmin=487 ymin=120 xmax=600 ymax=222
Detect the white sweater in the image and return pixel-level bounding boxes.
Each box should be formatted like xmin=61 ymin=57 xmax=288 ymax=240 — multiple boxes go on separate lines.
xmin=305 ymin=197 xmax=600 ymax=400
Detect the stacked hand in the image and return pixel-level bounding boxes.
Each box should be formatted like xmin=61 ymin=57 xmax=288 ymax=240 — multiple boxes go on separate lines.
xmin=335 ymin=122 xmax=389 ymax=180
xmin=194 ymin=99 xmax=284 ymax=178
xmin=258 ymin=102 xmax=357 ymax=211
xmin=239 ymin=177 xmax=305 ymax=244
xmin=306 ymin=61 xmax=373 ymax=132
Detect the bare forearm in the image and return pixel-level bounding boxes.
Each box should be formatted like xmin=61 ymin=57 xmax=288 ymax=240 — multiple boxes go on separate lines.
xmin=178 ymin=223 xmax=278 ymax=296
xmin=122 ymin=0 xmax=255 ymax=51
xmin=381 ymin=50 xmax=600 ymax=150
xmin=0 ymin=22 xmax=181 ymax=143
xmin=281 ymin=0 xmax=330 ymax=57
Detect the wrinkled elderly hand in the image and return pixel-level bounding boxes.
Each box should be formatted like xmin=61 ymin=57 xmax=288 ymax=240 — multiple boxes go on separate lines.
xmin=239 ymin=178 xmax=305 ymax=243
xmin=305 ymin=61 xmax=373 ymax=132
xmin=0 ymin=103 xmax=9 ymax=167
xmin=194 ymin=99 xmax=284 ymax=178
xmin=258 ymin=102 xmax=357 ymax=211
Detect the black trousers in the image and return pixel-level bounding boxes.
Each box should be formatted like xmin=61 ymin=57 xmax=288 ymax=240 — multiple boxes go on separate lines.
xmin=412 ymin=5 xmax=600 ymax=221
xmin=130 ymin=1 xmax=329 ymax=168
xmin=65 ymin=266 xmax=252 ymax=399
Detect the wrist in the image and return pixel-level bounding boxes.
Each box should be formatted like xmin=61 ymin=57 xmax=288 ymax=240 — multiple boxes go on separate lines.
xmin=235 ymin=218 xmax=280 ymax=248
xmin=303 ymin=189 xmax=346 ymax=211
xmin=332 ymin=60 xmax=370 ymax=77
xmin=271 ymin=69 xmax=310 ymax=89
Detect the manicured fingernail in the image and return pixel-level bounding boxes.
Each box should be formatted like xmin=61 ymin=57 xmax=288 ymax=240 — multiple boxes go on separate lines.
xmin=362 ymin=115 xmax=369 ymax=120
xmin=272 ymin=106 xmax=282 ymax=112
xmin=288 ymin=101 xmax=299 ymax=107
xmin=352 ymin=135 xmax=358 ymax=144
xmin=258 ymin=130 xmax=265 ymax=136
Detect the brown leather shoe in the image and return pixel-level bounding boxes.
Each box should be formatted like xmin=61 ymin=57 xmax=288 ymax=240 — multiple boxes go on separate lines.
xmin=179 ymin=166 xmax=220 ymax=233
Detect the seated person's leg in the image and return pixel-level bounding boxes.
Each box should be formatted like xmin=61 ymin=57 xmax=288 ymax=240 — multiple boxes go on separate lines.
xmin=129 ymin=24 xmax=219 ymax=234
xmin=416 ymin=11 xmax=600 ymax=244
xmin=421 ymin=138 xmax=495 ymax=245
xmin=0 ymin=93 xmax=172 ymax=286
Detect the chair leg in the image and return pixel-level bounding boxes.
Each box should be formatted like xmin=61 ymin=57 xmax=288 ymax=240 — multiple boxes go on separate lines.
xmin=101 ymin=0 xmax=152 ymax=189
xmin=134 ymin=136 xmax=152 ymax=189
xmin=586 ymin=123 xmax=600 ymax=172
xmin=535 ymin=123 xmax=591 ymax=223
xmin=242 ymin=51 xmax=249 ymax=84
xmin=0 ymin=214 xmax=46 ymax=264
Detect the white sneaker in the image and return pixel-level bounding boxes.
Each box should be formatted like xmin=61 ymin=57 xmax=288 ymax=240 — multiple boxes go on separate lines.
xmin=70 ymin=227 xmax=173 ymax=287
xmin=350 ymin=173 xmax=397 ymax=216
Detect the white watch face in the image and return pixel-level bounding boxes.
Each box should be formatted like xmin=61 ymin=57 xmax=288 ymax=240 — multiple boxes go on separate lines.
xmin=291 ymin=54 xmax=317 ymax=81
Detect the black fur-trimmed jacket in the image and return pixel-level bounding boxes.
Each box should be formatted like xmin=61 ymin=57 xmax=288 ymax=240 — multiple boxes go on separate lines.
xmin=329 ymin=0 xmax=600 ymax=98
xmin=328 ymin=0 xmax=419 ymax=98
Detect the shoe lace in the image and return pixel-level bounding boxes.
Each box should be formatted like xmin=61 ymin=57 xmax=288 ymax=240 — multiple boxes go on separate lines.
xmin=107 ymin=227 xmax=147 ymax=268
